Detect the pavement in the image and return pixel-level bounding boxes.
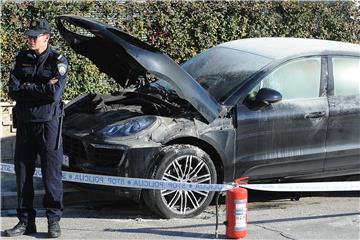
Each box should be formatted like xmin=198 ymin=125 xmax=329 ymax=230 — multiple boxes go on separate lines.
xmin=1 ymin=191 xmax=359 ymax=240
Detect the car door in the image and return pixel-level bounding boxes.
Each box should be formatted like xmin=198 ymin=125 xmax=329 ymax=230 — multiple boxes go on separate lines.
xmin=235 ymin=56 xmax=329 ymax=180
xmin=324 ymin=56 xmax=360 ymax=174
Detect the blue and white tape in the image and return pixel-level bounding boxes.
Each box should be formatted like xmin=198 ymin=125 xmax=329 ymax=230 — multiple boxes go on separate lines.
xmin=1 ymin=163 xmax=359 ymax=192
xmin=244 ymin=181 xmax=360 ymax=192
xmin=1 ymin=163 xmax=231 ymax=192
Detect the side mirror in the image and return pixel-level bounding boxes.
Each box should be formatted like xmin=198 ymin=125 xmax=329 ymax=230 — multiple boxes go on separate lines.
xmin=256 ymin=88 xmax=282 ymax=105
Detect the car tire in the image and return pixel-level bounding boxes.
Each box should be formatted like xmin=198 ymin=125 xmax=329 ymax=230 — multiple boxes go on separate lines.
xmin=143 ymin=144 xmax=217 ymax=218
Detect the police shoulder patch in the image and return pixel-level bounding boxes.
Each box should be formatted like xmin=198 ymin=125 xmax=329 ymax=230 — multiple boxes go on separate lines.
xmin=57 ymin=63 xmax=67 ymax=76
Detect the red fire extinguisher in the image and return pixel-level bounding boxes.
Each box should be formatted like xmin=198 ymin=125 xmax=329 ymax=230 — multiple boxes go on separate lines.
xmin=225 ymin=178 xmax=248 ymax=239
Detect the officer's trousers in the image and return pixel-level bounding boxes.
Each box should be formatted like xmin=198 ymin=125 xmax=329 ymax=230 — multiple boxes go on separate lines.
xmin=14 ymin=118 xmax=63 ymax=223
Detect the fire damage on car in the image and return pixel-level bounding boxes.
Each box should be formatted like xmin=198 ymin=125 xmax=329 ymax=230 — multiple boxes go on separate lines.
xmin=63 ymin=88 xmax=235 ymax=180
xmin=57 ymin=15 xmax=236 ymax=218
xmin=56 ymin=15 xmax=360 ymax=218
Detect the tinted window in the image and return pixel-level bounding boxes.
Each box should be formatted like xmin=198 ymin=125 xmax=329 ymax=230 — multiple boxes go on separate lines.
xmin=260 ymin=57 xmax=321 ymax=100
xmin=332 ymin=57 xmax=360 ymax=96
xmin=182 ymin=47 xmax=272 ymax=102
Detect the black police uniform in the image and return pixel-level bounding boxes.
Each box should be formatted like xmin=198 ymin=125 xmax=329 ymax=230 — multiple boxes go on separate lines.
xmin=8 ymin=46 xmax=68 ymax=224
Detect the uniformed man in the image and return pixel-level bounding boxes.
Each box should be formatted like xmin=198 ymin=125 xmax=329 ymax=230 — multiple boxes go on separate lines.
xmin=4 ymin=19 xmax=67 ymax=238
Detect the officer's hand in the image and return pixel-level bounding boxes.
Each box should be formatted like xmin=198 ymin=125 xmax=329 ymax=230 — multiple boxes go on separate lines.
xmin=20 ymin=82 xmax=32 ymax=89
xmin=48 ymin=78 xmax=58 ymax=85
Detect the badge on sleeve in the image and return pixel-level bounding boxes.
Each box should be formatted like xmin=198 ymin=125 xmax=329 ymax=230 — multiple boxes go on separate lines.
xmin=57 ymin=63 xmax=67 ymax=76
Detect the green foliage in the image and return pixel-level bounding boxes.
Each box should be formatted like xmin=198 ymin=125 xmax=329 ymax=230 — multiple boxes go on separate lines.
xmin=1 ymin=0 xmax=359 ymax=101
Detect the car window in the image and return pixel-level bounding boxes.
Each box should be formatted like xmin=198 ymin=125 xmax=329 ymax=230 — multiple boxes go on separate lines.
xmin=182 ymin=47 xmax=272 ymax=102
xmin=332 ymin=57 xmax=360 ymax=96
xmin=254 ymin=57 xmax=321 ymax=100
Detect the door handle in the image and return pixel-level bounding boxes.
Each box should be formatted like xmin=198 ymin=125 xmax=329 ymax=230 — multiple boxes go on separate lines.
xmin=304 ymin=111 xmax=326 ymax=119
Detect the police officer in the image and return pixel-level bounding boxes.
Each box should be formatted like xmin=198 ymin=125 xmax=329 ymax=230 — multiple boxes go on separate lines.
xmin=5 ymin=19 xmax=67 ymax=238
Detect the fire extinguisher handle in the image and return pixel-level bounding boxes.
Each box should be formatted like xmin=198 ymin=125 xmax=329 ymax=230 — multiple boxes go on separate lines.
xmin=234 ymin=176 xmax=249 ymax=185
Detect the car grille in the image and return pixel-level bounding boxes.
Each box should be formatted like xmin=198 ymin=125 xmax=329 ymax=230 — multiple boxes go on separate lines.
xmin=63 ymin=135 xmax=124 ymax=166
xmin=87 ymin=145 xmax=125 ymax=166
xmin=63 ymin=135 xmax=87 ymax=159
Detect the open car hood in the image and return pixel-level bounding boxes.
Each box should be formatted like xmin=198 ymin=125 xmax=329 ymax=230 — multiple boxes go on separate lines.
xmin=55 ymin=15 xmax=221 ymax=122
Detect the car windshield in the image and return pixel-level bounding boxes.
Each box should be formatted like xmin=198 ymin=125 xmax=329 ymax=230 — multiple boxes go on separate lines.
xmin=182 ymin=47 xmax=272 ymax=102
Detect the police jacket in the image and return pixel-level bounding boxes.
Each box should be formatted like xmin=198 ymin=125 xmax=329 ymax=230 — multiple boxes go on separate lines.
xmin=9 ymin=46 xmax=68 ymax=122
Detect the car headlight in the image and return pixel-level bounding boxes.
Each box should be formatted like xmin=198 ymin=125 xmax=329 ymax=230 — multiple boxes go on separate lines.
xmin=99 ymin=116 xmax=156 ymax=137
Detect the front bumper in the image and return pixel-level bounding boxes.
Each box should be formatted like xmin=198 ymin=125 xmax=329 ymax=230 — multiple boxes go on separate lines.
xmin=62 ymin=134 xmax=161 ymax=201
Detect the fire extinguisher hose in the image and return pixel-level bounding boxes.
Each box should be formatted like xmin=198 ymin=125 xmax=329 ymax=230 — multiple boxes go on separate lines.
xmin=215 ymin=191 xmax=226 ymax=238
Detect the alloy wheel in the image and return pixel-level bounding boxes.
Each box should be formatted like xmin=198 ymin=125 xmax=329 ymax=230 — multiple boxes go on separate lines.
xmin=160 ymin=155 xmax=212 ymax=215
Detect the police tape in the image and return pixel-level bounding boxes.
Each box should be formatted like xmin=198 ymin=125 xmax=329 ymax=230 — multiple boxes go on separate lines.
xmin=0 ymin=163 xmax=231 ymax=192
xmin=1 ymin=163 xmax=360 ymax=192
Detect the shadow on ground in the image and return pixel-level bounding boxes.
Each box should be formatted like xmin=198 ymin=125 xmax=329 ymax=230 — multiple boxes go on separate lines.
xmin=2 ymin=182 xmax=359 ymax=220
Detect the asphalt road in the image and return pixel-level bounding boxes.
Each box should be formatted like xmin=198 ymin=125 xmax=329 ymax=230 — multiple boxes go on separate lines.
xmin=1 ymin=191 xmax=359 ymax=240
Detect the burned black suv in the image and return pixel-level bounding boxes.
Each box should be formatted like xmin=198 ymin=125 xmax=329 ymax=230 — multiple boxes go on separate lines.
xmin=57 ymin=15 xmax=360 ymax=218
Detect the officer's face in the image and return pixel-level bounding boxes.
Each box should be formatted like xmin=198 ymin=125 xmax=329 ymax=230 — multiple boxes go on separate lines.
xmin=27 ymin=34 xmax=49 ymax=53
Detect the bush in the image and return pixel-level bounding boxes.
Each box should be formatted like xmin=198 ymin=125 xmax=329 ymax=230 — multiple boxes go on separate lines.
xmin=1 ymin=0 xmax=359 ymax=101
